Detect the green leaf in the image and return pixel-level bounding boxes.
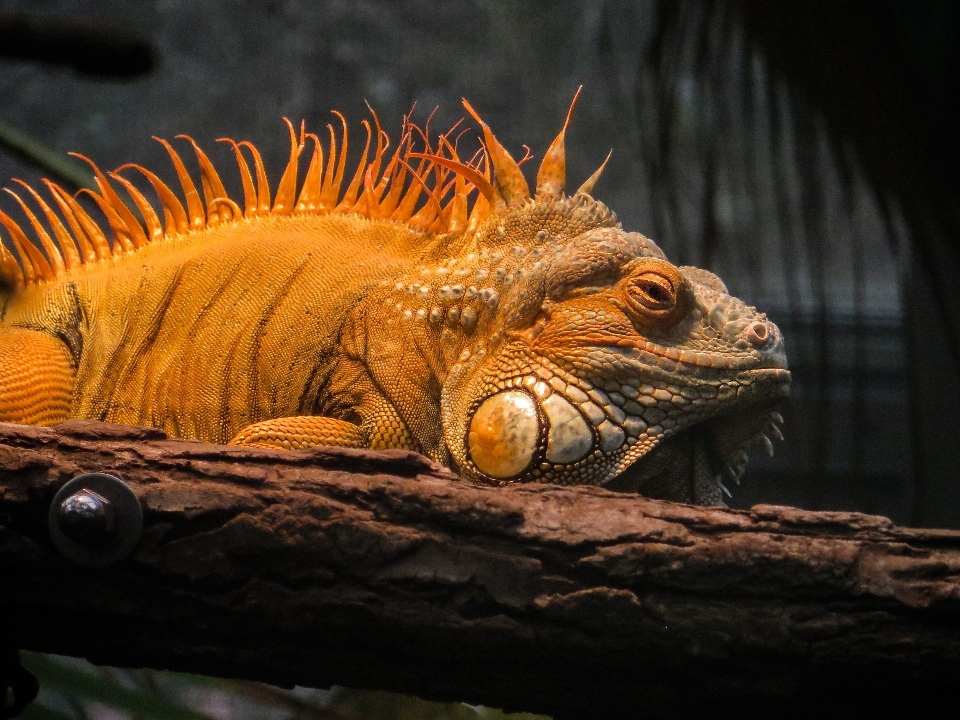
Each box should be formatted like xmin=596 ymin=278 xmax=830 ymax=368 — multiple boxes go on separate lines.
xmin=21 ymin=653 xmax=215 ymax=720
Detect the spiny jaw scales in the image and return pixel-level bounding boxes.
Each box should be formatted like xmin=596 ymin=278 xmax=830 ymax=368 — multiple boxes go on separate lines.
xmin=463 ymin=354 xmax=790 ymax=504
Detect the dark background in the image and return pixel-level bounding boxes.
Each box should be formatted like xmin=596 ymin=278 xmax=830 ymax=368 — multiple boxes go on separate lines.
xmin=2 ymin=0 xmax=959 ymax=528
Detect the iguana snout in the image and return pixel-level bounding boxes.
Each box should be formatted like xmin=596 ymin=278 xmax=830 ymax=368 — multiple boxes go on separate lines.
xmin=441 ymin=224 xmax=790 ymax=504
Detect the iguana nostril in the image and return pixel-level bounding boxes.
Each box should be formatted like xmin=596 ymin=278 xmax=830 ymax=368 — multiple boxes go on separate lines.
xmin=744 ymin=321 xmax=772 ymax=348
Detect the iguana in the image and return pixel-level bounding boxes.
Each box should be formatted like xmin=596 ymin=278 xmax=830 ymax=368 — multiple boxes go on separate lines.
xmin=0 ymin=94 xmax=789 ymax=505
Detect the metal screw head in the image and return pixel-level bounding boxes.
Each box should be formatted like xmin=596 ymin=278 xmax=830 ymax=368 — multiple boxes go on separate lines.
xmin=57 ymin=489 xmax=117 ymax=543
xmin=48 ymin=473 xmax=142 ymax=568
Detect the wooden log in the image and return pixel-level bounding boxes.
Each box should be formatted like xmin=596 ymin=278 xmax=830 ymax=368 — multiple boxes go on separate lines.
xmin=1 ymin=420 xmax=959 ymax=719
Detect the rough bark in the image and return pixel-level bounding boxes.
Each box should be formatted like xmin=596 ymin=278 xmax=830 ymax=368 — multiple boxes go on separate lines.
xmin=1 ymin=420 xmax=959 ymax=718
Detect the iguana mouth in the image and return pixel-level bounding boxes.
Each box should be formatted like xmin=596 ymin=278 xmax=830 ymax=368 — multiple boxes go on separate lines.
xmin=605 ymin=399 xmax=787 ymax=505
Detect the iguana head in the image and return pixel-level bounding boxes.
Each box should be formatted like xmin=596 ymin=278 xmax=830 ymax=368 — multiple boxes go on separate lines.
xmin=436 ymin=95 xmax=790 ymax=504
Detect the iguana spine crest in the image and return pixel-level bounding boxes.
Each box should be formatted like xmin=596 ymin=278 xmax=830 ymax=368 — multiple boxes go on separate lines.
xmin=0 ymin=96 xmax=591 ymax=291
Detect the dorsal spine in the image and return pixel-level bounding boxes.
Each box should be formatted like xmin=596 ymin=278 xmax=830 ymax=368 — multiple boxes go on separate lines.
xmin=0 ymin=111 xmax=492 ymax=290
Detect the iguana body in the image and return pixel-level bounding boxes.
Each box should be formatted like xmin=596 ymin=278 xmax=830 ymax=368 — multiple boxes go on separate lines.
xmin=0 ymin=98 xmax=789 ymax=504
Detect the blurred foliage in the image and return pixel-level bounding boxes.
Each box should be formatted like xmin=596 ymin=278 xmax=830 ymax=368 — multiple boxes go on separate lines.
xmin=18 ymin=653 xmax=549 ymax=720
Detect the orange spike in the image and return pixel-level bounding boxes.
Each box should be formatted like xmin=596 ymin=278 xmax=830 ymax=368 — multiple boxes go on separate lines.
xmin=536 ymin=86 xmax=581 ymax=198
xmin=461 ymin=98 xmax=530 ymax=208
xmin=0 ymin=231 xmax=35 ymax=285
xmin=296 ymin=133 xmax=325 ymax=212
xmin=45 ymin=183 xmax=112 ymax=260
xmin=3 ymin=189 xmax=66 ymax=274
xmin=0 ymin=237 xmax=25 ymax=289
xmin=155 ymin=137 xmax=206 ymax=230
xmin=408 ymin=119 xmax=430 ymax=152
xmin=413 ymin=193 xmax=444 ymax=231
xmin=466 ymin=191 xmax=491 ymax=234
xmin=427 ymin=216 xmax=446 ymax=235
xmin=109 ymin=173 xmax=163 ymax=240
xmin=71 ymin=153 xmax=149 ymax=249
xmin=218 ymin=139 xmax=258 ymax=217
xmin=438 ymin=118 xmax=464 ymax=149
xmin=42 ymin=181 xmax=99 ymax=262
xmin=210 ymin=197 xmax=244 ymax=218
xmin=237 ymin=141 xmax=271 ymax=215
xmin=325 ymin=112 xmax=351 ymax=208
xmin=438 ymin=175 xmax=458 ymax=206
xmin=480 ymin=147 xmax=492 ymax=180
xmin=11 ymin=180 xmax=81 ymax=270
xmin=452 ymin=125 xmax=471 ymax=152
xmin=377 ymin=135 xmax=412 ymax=219
xmin=0 ymin=210 xmax=53 ymax=282
xmin=118 ymin=164 xmax=190 ymax=236
xmin=317 ymin=123 xmax=340 ymax=209
xmin=431 ymin=176 xmax=461 ymax=234
xmin=272 ymin=118 xmax=303 ymax=215
xmin=376 ymin=164 xmax=404 ymax=218
xmin=391 ymin=157 xmax=429 ymax=222
xmin=431 ymin=135 xmax=468 ymax=235
xmin=402 ymin=160 xmax=443 ymax=228
xmin=408 ymin=153 xmax=496 ymax=206
xmin=335 ymin=119 xmax=372 ymax=212
xmin=364 ymin=104 xmax=388 ymax=190
xmin=373 ymin=131 xmax=396 ymax=194
xmin=466 ymin=154 xmax=493 ymax=233
xmin=177 ymin=135 xmax=233 ymax=224
xmin=78 ymin=188 xmax=134 ymax=254
xmin=413 ymin=108 xmax=439 ymax=154
xmin=465 ymin=146 xmax=485 ymax=169
xmin=575 ymin=150 xmax=612 ymax=196
xmin=410 ymin=204 xmax=438 ymax=233
xmin=436 ymin=133 xmax=460 ymax=164
xmin=447 ymin=173 xmax=468 ymax=235
xmin=359 ymin=165 xmax=380 ymax=217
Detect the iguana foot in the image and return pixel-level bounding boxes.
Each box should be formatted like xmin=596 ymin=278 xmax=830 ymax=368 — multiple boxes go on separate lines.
xmin=228 ymin=416 xmax=367 ymax=450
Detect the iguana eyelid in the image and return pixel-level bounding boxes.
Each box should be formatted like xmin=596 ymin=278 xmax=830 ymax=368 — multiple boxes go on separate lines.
xmin=617 ymin=258 xmax=691 ymax=327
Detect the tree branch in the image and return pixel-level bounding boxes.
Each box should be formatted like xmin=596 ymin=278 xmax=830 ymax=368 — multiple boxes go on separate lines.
xmin=2 ymin=420 xmax=960 ymax=719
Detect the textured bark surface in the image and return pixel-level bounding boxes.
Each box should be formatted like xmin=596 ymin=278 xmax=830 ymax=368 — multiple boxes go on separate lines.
xmin=2 ymin=420 xmax=960 ymax=718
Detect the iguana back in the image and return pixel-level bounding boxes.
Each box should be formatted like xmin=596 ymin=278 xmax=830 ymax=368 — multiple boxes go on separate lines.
xmin=5 ymin=213 xmax=429 ymax=442
xmin=0 ymin=97 xmax=790 ymax=504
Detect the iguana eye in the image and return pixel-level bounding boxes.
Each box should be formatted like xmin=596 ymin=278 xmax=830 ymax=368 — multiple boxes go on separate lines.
xmin=619 ymin=259 xmax=688 ymax=325
xmin=630 ymin=273 xmax=675 ymax=310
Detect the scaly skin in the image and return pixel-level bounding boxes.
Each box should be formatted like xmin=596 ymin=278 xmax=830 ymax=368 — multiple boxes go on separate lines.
xmin=0 ymin=99 xmax=789 ymax=505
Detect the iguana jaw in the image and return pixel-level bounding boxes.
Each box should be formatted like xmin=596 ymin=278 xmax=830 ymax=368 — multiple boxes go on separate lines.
xmin=444 ymin=324 xmax=791 ymax=491
xmin=605 ymin=385 xmax=790 ymax=504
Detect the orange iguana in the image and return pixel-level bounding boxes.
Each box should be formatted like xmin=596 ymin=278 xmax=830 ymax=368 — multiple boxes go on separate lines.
xmin=0 ymin=94 xmax=789 ymax=505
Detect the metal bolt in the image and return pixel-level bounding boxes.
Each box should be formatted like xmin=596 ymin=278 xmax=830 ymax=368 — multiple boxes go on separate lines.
xmin=57 ymin=489 xmax=116 ymax=543
xmin=48 ymin=473 xmax=143 ymax=568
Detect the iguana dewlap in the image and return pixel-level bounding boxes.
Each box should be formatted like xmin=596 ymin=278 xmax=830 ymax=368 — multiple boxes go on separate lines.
xmin=0 ymin=95 xmax=789 ymax=505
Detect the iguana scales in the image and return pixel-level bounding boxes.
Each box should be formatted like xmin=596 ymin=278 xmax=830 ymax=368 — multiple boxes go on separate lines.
xmin=0 ymin=93 xmax=789 ymax=505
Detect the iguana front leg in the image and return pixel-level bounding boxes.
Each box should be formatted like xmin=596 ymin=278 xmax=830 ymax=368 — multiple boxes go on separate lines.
xmin=228 ymin=415 xmax=367 ymax=450
xmin=228 ymin=359 xmax=419 ymax=452
xmin=0 ymin=327 xmax=75 ymax=425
